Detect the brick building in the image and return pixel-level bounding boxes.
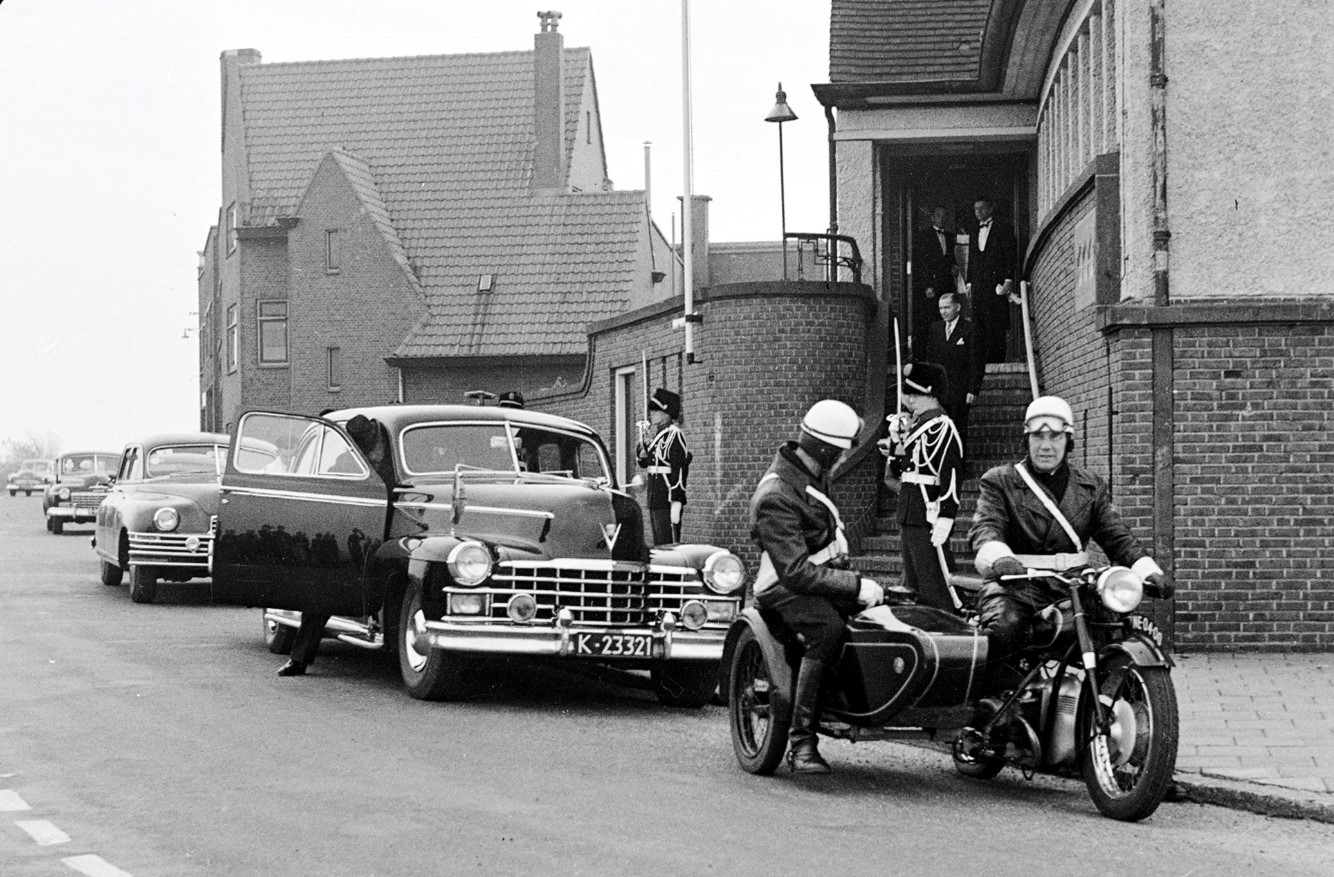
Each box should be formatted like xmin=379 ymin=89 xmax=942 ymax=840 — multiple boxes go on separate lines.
xmin=197 ymin=13 xmax=677 ymax=433
xmin=815 ymin=0 xmax=1334 ymax=649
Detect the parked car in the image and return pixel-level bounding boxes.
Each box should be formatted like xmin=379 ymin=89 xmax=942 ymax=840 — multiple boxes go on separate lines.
xmin=213 ymin=405 xmax=746 ymax=707
xmin=43 ymin=451 xmax=119 ymax=533
xmin=7 ymin=458 xmax=53 ymax=496
xmin=92 ymin=433 xmax=234 ymax=604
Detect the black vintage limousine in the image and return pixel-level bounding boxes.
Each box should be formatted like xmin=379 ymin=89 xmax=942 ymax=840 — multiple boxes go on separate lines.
xmin=212 ymin=404 xmax=746 ymax=707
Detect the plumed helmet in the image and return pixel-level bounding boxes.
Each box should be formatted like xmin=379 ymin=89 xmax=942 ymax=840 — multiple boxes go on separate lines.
xmin=800 ymin=399 xmax=863 ymax=450
xmin=1023 ymin=395 xmax=1075 ymax=434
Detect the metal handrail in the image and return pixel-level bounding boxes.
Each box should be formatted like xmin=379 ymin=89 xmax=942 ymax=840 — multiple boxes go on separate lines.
xmin=784 ymin=232 xmax=863 ymax=285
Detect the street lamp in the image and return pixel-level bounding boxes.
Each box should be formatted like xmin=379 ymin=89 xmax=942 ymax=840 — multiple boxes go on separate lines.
xmin=765 ymin=82 xmax=798 ymax=281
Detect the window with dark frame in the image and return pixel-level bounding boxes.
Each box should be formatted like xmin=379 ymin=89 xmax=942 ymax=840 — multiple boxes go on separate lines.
xmin=257 ymin=301 xmax=288 ymax=365
xmin=325 ymin=229 xmax=340 ymax=272
xmin=225 ymin=304 xmax=238 ymax=372
xmin=327 ymin=346 xmax=341 ymax=391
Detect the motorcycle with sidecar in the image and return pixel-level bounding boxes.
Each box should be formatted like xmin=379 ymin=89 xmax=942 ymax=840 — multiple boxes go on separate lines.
xmin=722 ymin=564 xmax=1179 ymax=822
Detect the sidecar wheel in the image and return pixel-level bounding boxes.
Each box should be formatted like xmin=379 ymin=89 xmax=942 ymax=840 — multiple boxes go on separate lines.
xmin=728 ymin=627 xmax=789 ymax=774
xmin=1081 ymin=659 xmax=1179 ymax=822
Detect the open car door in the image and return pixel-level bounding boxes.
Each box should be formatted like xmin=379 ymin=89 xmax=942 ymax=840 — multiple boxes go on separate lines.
xmin=212 ymin=412 xmax=388 ymax=615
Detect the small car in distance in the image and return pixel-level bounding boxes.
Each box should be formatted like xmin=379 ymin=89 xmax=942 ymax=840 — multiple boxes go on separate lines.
xmin=213 ymin=405 xmax=747 ymax=707
xmin=43 ymin=451 xmax=119 ymax=533
xmin=8 ymin=459 xmax=53 ymax=496
xmin=92 ymin=433 xmax=237 ymax=603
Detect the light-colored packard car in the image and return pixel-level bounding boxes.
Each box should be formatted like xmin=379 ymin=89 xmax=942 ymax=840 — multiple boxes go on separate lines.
xmin=212 ymin=405 xmax=747 ymax=707
xmin=43 ymin=451 xmax=119 ymax=533
xmin=8 ymin=459 xmax=53 ymax=496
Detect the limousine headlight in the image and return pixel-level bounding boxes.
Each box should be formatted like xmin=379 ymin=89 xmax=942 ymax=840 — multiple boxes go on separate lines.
xmin=703 ymin=550 xmax=745 ymax=595
xmin=447 ymin=541 xmax=492 ymax=587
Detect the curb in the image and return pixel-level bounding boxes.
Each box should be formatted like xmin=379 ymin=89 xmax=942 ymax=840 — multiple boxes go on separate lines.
xmin=1171 ymin=773 xmax=1334 ymax=825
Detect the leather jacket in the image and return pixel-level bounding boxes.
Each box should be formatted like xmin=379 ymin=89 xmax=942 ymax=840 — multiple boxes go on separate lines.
xmin=749 ymin=443 xmax=860 ymax=602
xmin=969 ymin=459 xmax=1150 ymax=578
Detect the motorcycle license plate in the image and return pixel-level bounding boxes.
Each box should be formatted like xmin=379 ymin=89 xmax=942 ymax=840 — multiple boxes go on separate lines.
xmin=574 ymin=632 xmax=652 ymax=658
xmin=1127 ymin=614 xmax=1163 ymax=645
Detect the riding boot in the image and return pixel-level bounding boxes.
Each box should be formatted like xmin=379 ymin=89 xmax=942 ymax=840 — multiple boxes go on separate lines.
xmin=787 ymin=658 xmax=832 ymax=775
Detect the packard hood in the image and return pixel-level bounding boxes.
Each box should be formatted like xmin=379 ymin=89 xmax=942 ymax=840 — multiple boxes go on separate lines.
xmin=393 ymin=479 xmax=648 ymax=563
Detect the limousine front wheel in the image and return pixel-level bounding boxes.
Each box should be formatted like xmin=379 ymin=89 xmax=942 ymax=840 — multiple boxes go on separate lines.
xmin=397 ymin=582 xmax=466 ymax=701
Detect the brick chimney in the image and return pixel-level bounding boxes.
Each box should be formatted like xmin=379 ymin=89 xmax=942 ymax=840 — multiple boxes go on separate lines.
xmin=532 ymin=11 xmax=566 ymax=191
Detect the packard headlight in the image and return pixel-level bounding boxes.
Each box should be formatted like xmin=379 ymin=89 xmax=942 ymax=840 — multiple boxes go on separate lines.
xmin=153 ymin=507 xmax=180 ymax=532
xmin=702 ymin=550 xmax=745 ymax=595
xmin=57 ymin=487 xmax=71 ymax=501
xmin=1097 ymin=566 xmax=1143 ymax=614
xmin=447 ymin=541 xmax=492 ymax=587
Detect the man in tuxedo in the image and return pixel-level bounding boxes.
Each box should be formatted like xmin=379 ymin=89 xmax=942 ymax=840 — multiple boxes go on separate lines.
xmin=965 ymin=197 xmax=1018 ymax=364
xmin=911 ymin=205 xmax=957 ymax=351
xmin=923 ymin=290 xmax=985 ymax=457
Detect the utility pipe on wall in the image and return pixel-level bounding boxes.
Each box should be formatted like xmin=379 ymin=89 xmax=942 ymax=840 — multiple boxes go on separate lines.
xmin=680 ymin=0 xmax=696 ymax=363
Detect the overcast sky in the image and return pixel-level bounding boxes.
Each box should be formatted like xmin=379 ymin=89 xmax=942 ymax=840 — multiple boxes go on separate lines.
xmin=0 ymin=0 xmax=832 ymax=453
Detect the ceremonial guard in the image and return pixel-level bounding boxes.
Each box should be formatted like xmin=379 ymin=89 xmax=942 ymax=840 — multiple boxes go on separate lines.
xmin=882 ymin=362 xmax=964 ymax=611
xmin=750 ymin=400 xmax=884 ymax=774
xmin=636 ymin=387 xmax=690 ymax=545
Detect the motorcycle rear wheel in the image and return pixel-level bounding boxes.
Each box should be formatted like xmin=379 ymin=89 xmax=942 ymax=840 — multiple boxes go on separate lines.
xmin=1081 ymin=657 xmax=1179 ymax=821
xmin=728 ymin=627 xmax=789 ymax=774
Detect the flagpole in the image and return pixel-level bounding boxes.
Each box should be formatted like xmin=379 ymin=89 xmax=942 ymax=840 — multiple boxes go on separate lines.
xmin=681 ymin=0 xmax=695 ymax=363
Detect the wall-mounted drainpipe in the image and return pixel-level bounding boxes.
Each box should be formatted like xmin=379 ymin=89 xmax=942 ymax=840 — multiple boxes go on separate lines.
xmin=1150 ymin=0 xmax=1170 ymax=305
xmin=825 ymin=103 xmax=838 ymax=281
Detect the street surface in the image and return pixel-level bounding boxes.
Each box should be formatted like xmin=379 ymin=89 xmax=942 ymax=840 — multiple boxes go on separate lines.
xmin=2 ymin=494 xmax=1332 ymax=876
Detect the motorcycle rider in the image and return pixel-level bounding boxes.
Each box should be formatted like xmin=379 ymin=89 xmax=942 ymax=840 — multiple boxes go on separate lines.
xmin=969 ymin=396 xmax=1174 ymax=689
xmin=750 ymin=400 xmax=885 ymax=774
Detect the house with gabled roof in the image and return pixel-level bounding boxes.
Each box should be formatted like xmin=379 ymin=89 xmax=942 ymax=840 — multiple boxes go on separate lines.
xmin=196 ymin=12 xmax=677 ymax=432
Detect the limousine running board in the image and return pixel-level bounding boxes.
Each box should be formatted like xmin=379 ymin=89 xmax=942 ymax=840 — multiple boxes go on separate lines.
xmin=264 ymin=609 xmax=385 ymax=651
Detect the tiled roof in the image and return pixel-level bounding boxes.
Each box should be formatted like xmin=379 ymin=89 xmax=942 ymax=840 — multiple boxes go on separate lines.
xmin=392 ymin=190 xmax=647 ymax=359
xmin=237 ymin=48 xmax=590 ymax=225
xmin=830 ymin=0 xmax=993 ymax=83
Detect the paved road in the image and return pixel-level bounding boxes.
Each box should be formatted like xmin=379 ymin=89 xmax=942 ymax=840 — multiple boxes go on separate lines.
xmin=2 ymin=494 xmax=1332 ymax=876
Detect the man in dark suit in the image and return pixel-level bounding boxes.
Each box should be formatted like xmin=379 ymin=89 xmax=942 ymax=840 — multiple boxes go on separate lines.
xmin=923 ymin=290 xmax=985 ymax=456
xmin=965 ymin=196 xmax=1018 ymax=364
xmin=911 ymin=205 xmax=957 ymax=351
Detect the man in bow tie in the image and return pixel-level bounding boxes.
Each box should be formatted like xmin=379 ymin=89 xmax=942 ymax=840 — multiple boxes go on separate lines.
xmin=965 ymin=196 xmax=1018 ymax=364
xmin=911 ymin=205 xmax=957 ymax=351
xmin=923 ymin=290 xmax=984 ymax=457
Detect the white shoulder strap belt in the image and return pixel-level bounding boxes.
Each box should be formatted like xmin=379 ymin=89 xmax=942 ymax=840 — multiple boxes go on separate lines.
xmin=753 ymin=478 xmax=848 ymax=595
xmin=1014 ymin=461 xmax=1086 ymax=559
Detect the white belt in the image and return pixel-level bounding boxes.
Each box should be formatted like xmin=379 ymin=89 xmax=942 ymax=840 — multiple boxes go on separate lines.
xmin=900 ymin=472 xmax=938 ymax=485
xmin=1014 ymin=552 xmax=1089 ymax=571
xmin=646 ymin=466 xmax=671 ymax=474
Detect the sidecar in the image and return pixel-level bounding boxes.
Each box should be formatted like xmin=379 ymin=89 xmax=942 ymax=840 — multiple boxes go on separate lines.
xmin=723 ymin=602 xmax=987 ymax=774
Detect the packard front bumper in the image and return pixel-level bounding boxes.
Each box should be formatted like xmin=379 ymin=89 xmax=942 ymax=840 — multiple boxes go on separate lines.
xmin=420 ymin=613 xmax=726 ymax=661
xmin=47 ymin=505 xmax=98 ymax=522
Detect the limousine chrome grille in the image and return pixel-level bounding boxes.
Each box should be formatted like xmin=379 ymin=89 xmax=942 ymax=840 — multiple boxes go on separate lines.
xmin=481 ymin=560 xmax=725 ymax=627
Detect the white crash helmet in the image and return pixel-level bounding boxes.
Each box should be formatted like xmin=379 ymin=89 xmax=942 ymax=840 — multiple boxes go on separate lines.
xmin=1024 ymin=395 xmax=1075 ymax=435
xmin=800 ymin=399 xmax=863 ymax=450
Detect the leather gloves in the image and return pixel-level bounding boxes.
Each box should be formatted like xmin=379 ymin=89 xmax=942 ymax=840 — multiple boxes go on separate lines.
xmin=930 ymin=517 xmax=954 ymax=547
xmin=1145 ymin=572 xmax=1175 ymax=599
xmin=991 ymin=556 xmax=1027 ymax=579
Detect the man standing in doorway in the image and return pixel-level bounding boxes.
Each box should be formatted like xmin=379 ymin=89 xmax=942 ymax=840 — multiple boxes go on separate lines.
xmin=965 ymin=196 xmax=1018 ymax=364
xmin=922 ymin=290 xmax=984 ymax=457
xmin=911 ymin=205 xmax=957 ymax=351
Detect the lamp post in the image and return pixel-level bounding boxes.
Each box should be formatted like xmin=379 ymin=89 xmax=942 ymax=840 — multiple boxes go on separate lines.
xmin=765 ymin=82 xmax=798 ymax=280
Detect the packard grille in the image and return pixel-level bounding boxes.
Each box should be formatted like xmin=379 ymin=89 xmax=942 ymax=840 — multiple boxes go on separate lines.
xmin=70 ymin=489 xmax=107 ymax=513
xmin=487 ymin=560 xmax=710 ymax=627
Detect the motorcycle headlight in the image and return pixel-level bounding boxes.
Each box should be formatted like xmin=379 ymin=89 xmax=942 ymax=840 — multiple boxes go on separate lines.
xmin=1097 ymin=566 xmax=1143 ymax=614
xmin=153 ymin=507 xmax=180 ymax=532
xmin=702 ymin=550 xmax=745 ymax=595
xmin=447 ymin=541 xmax=492 ymax=587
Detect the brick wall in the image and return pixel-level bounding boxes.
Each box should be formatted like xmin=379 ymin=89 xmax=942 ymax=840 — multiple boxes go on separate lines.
xmin=533 ymin=281 xmax=881 ymax=569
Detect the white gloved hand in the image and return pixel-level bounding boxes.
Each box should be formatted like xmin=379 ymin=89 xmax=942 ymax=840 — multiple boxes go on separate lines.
xmin=858 ymin=577 xmax=885 ymax=608
xmin=669 ymin=501 xmax=683 ymax=525
xmin=886 ymin=413 xmax=912 ymax=444
xmin=930 ymin=517 xmax=954 ymax=547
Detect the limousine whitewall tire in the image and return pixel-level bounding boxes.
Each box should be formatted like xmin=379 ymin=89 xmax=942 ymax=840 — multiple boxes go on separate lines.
xmin=398 ymin=580 xmax=466 ymax=701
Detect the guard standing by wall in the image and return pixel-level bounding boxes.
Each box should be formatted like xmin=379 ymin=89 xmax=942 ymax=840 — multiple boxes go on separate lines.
xmin=637 ymin=388 xmax=690 ymax=544
xmin=882 ymin=362 xmax=963 ymax=611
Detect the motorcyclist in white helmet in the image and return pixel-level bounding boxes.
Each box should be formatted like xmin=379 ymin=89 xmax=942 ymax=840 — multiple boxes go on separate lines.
xmin=969 ymin=396 xmax=1173 ymax=691
xmin=749 ymin=400 xmax=885 ymax=774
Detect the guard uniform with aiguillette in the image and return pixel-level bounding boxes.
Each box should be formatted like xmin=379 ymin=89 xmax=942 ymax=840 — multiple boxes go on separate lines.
xmin=884 ymin=362 xmax=963 ymax=611
xmin=750 ymin=400 xmax=883 ymax=774
xmin=636 ymin=388 xmax=690 ymax=545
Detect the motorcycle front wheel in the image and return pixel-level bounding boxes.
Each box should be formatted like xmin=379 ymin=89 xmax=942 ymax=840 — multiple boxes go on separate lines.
xmin=1081 ymin=655 xmax=1179 ymax=821
xmin=728 ymin=626 xmax=790 ymax=774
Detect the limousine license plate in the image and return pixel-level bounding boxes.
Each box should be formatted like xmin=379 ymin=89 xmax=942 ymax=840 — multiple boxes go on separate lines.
xmin=573 ymin=632 xmax=652 ymax=658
